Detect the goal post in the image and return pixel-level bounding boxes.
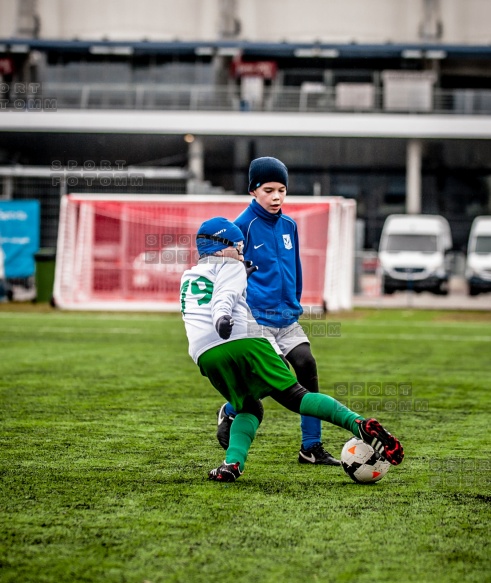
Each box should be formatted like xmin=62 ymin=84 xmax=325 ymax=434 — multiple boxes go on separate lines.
xmin=53 ymin=194 xmax=356 ymax=312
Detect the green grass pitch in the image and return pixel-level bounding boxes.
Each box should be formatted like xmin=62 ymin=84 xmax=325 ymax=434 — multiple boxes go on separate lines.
xmin=0 ymin=305 xmax=490 ymax=583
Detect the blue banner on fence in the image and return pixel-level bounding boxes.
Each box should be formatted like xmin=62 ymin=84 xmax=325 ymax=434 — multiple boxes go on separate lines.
xmin=0 ymin=200 xmax=40 ymax=278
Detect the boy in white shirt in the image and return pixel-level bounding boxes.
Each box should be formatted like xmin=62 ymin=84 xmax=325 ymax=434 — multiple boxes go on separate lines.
xmin=180 ymin=217 xmax=404 ymax=482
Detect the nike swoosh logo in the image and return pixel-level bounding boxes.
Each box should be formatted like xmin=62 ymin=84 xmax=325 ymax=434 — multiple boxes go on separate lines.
xmin=217 ymin=411 xmax=234 ymax=426
xmin=299 ymin=451 xmax=316 ymax=463
xmin=254 ymin=244 xmax=264 ymax=249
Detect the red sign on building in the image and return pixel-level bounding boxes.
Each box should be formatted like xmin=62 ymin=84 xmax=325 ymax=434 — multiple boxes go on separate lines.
xmin=0 ymin=58 xmax=14 ymax=76
xmin=231 ymin=60 xmax=277 ymax=79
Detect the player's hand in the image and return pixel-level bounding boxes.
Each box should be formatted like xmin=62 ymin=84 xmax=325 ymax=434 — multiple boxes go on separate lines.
xmin=216 ymin=315 xmax=234 ymax=339
xmin=244 ymin=260 xmax=258 ymax=279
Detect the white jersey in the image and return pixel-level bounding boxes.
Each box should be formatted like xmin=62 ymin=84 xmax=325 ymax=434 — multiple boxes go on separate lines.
xmin=180 ymin=256 xmax=257 ymax=363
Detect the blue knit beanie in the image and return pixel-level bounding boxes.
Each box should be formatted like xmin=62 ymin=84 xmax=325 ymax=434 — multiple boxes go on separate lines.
xmin=196 ymin=217 xmax=244 ymax=256
xmin=248 ymin=157 xmax=288 ymax=192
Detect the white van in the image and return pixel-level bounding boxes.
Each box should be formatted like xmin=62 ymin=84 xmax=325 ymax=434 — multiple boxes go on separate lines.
xmin=465 ymin=216 xmax=491 ymax=296
xmin=378 ymin=214 xmax=452 ymax=295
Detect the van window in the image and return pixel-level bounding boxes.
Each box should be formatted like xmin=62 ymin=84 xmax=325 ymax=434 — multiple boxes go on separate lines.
xmin=474 ymin=236 xmax=491 ymax=254
xmin=385 ymin=234 xmax=437 ymax=253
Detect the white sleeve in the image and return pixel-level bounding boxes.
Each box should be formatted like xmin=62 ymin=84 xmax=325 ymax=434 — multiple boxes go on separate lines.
xmin=211 ymin=261 xmax=247 ymax=326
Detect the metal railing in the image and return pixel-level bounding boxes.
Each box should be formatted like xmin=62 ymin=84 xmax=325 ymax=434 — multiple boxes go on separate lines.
xmin=4 ymin=83 xmax=491 ymax=115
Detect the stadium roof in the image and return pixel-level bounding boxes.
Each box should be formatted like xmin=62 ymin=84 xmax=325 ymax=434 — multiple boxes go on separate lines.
xmin=2 ymin=110 xmax=491 ymax=140
xmin=1 ymin=38 xmax=491 ymax=59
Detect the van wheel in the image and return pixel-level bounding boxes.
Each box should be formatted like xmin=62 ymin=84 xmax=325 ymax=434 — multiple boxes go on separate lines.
xmin=383 ymin=283 xmax=395 ymax=295
xmin=433 ymin=281 xmax=449 ymax=295
xmin=469 ymin=286 xmax=480 ymax=296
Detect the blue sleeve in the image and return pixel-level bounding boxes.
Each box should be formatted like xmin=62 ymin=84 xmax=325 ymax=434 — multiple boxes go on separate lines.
xmin=294 ymin=225 xmax=302 ymax=302
xmin=234 ymin=211 xmax=248 ymax=243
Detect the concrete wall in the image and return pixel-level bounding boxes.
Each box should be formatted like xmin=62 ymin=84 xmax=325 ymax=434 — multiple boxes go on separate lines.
xmin=0 ymin=1 xmax=19 ymax=38
xmin=36 ymin=0 xmax=218 ymax=41
xmin=1 ymin=0 xmax=491 ymax=44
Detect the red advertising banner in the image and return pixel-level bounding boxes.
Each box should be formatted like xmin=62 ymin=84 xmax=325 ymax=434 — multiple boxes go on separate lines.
xmin=231 ymin=60 xmax=277 ymax=79
xmin=0 ymin=58 xmax=14 ymax=75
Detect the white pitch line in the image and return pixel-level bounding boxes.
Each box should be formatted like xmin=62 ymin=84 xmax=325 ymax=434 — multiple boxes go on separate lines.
xmin=1 ymin=327 xmax=488 ymax=342
xmin=0 ymin=326 xmax=145 ymax=334
xmin=0 ymin=312 xmax=167 ymax=322
xmin=1 ymin=312 xmax=490 ymax=328
xmin=343 ymin=333 xmax=491 ymax=342
xmin=341 ymin=320 xmax=491 ymax=329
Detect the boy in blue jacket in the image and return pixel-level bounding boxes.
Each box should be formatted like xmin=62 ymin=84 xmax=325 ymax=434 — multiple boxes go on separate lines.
xmin=216 ymin=156 xmax=341 ymax=466
xmin=181 ymin=216 xmax=403 ymax=482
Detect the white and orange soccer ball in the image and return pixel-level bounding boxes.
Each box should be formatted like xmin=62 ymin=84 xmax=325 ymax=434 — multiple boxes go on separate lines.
xmin=341 ymin=437 xmax=391 ymax=484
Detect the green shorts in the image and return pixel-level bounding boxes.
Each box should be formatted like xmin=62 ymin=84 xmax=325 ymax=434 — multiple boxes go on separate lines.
xmin=198 ymin=337 xmax=297 ymax=411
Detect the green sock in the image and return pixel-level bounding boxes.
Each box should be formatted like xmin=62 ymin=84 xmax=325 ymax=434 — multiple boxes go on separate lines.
xmin=225 ymin=413 xmax=260 ymax=472
xmin=299 ymin=392 xmax=363 ymax=437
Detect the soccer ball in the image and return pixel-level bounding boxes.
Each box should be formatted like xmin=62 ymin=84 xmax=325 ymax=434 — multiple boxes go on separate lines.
xmin=341 ymin=437 xmax=391 ymax=484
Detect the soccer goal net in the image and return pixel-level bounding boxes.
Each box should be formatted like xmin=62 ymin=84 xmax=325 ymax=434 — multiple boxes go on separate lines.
xmin=54 ymin=194 xmax=356 ymax=312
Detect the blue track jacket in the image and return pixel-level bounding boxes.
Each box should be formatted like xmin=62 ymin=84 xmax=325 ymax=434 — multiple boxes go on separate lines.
xmin=234 ymin=199 xmax=303 ymax=328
